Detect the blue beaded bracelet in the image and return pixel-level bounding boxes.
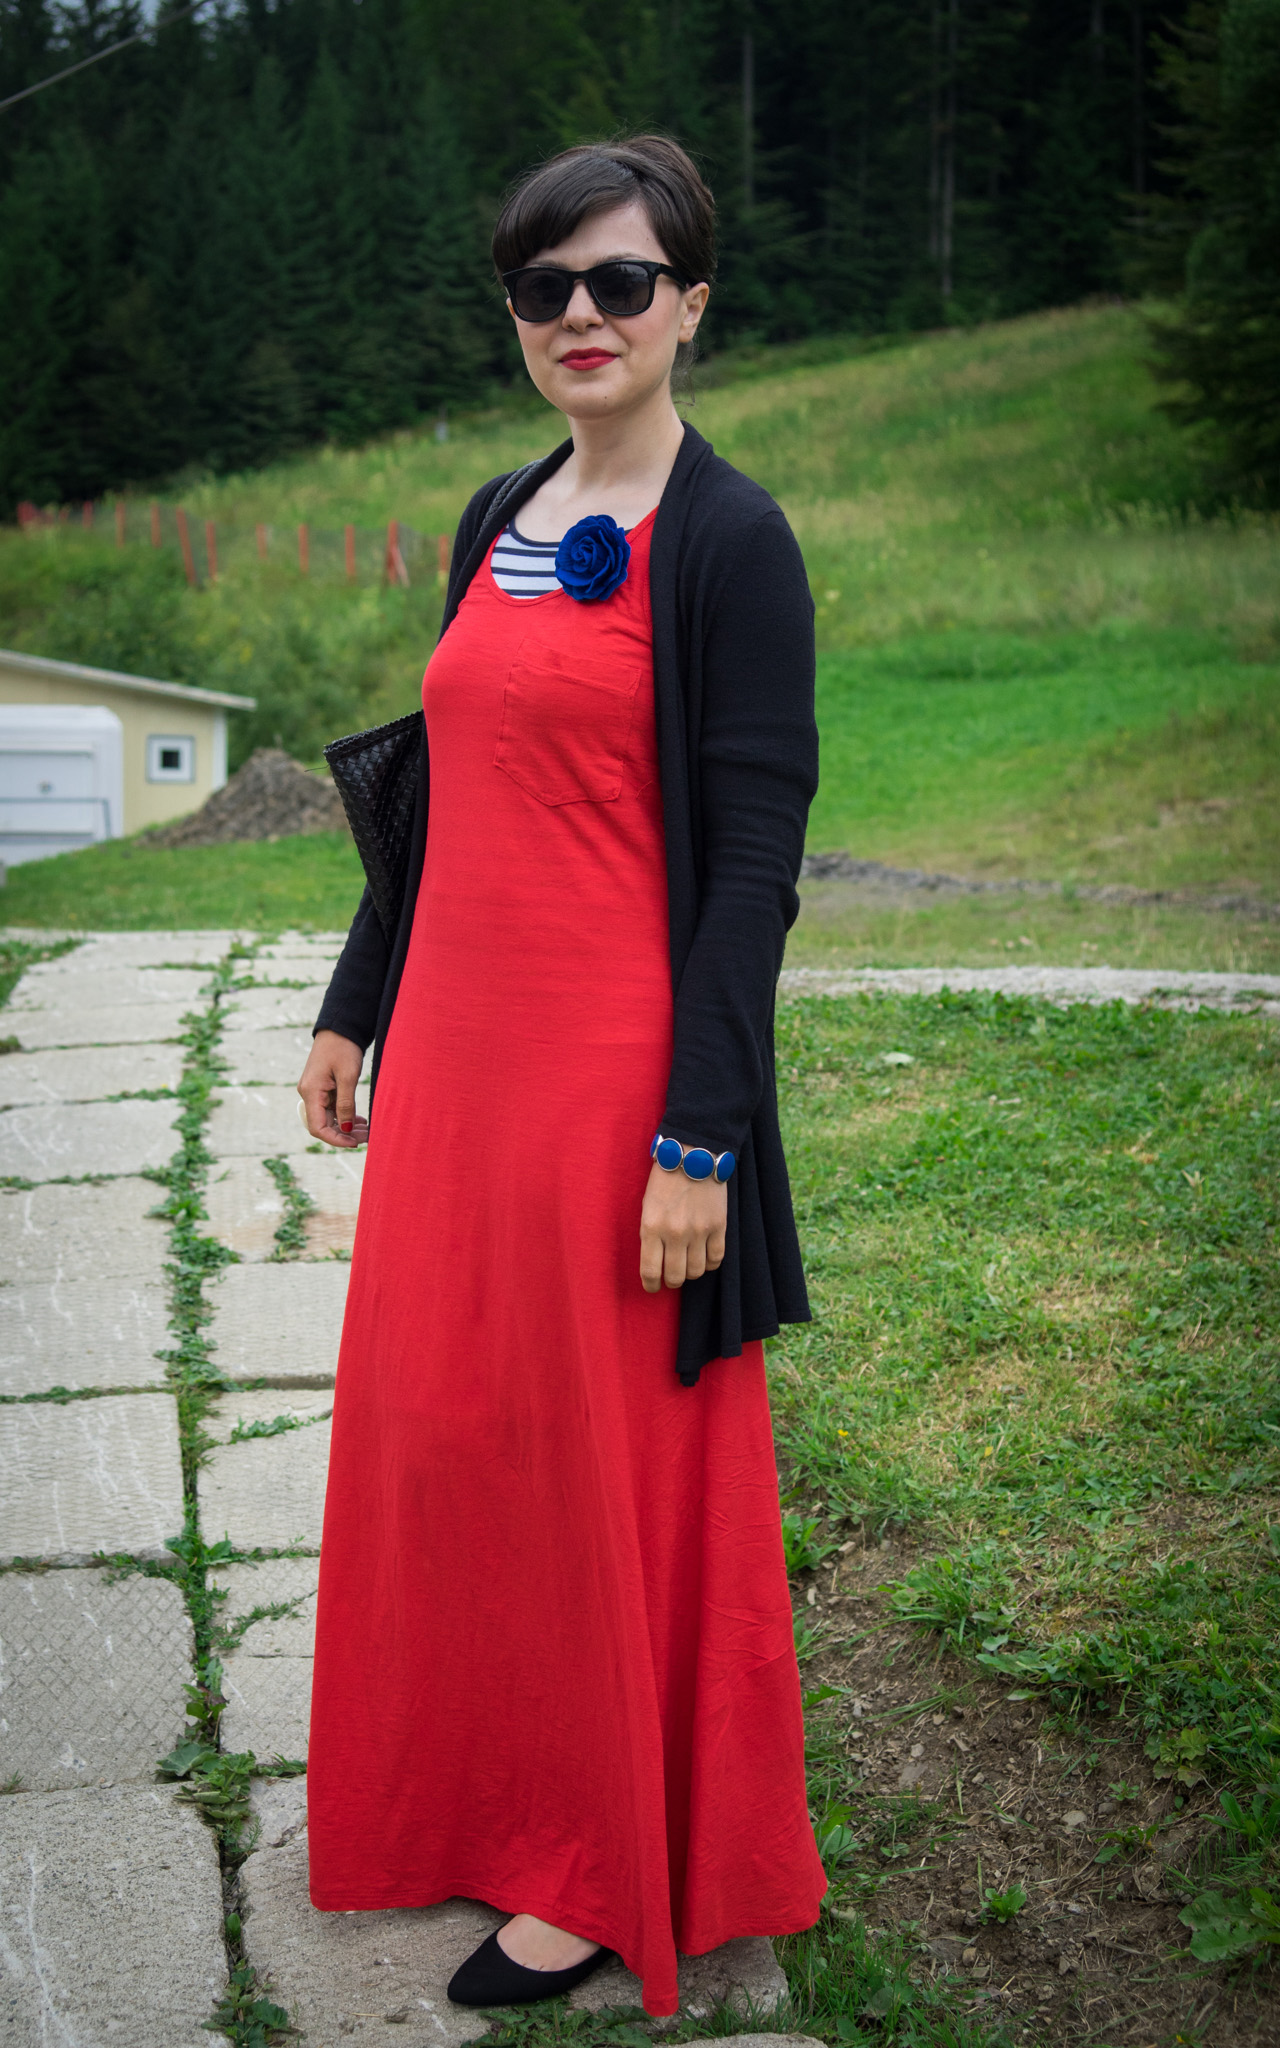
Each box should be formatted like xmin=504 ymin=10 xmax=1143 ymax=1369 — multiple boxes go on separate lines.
xmin=651 ymin=1133 xmax=736 ymax=1183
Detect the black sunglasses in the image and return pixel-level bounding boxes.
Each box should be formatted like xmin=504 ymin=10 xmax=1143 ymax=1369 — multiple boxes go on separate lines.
xmin=502 ymin=259 xmax=690 ymax=324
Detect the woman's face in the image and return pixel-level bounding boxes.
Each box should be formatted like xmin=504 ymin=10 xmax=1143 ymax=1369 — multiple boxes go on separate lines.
xmin=507 ymin=199 xmax=709 ymax=423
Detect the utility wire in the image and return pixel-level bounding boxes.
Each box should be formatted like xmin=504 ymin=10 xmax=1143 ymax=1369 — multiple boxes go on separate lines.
xmin=0 ymin=0 xmax=213 ymax=113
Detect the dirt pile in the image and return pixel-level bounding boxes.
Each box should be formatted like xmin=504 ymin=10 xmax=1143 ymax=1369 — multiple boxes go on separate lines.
xmin=151 ymin=747 xmax=348 ymax=847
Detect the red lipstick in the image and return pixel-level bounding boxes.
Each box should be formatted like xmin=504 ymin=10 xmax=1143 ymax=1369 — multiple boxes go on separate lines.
xmin=560 ymin=349 xmax=616 ymax=370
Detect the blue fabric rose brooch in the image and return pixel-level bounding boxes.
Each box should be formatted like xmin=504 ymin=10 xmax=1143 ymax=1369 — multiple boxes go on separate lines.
xmin=555 ymin=514 xmax=630 ymax=602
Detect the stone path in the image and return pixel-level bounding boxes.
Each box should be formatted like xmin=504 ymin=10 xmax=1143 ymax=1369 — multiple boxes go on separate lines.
xmin=777 ymin=963 xmax=1280 ymax=1012
xmin=5 ymin=934 xmax=1270 ymax=2043
xmin=0 ymin=932 xmax=794 ymax=2047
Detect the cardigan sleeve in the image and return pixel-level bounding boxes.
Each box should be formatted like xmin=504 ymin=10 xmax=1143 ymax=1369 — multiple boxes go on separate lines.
xmin=659 ymin=508 xmax=818 ymax=1155
xmin=310 ymin=471 xmax=515 ymax=1052
xmin=312 ymin=885 xmax=389 ymax=1051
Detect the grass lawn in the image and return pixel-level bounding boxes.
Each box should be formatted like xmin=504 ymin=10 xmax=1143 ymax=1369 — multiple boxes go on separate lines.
xmin=761 ymin=990 xmax=1280 ymax=2042
xmin=0 ymin=831 xmax=363 ymax=934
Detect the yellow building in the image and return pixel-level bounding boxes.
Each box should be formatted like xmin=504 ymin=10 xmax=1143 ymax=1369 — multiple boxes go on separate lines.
xmin=0 ymin=647 xmax=255 ymax=837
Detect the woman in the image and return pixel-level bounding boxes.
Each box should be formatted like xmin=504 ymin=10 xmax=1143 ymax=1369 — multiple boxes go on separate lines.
xmin=300 ymin=134 xmax=825 ymax=2021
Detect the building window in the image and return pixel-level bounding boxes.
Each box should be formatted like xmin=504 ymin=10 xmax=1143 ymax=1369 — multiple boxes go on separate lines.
xmin=147 ymin=735 xmax=195 ymax=782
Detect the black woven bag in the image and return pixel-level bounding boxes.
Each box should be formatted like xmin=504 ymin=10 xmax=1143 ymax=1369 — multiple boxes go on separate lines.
xmin=324 ymin=711 xmax=423 ymax=943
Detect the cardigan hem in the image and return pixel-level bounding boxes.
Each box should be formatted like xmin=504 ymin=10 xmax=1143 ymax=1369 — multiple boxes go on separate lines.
xmin=676 ymin=1307 xmax=811 ymax=1385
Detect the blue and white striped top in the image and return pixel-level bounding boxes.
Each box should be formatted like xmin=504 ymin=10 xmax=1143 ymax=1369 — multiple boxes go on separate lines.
xmin=490 ymin=521 xmax=561 ymax=598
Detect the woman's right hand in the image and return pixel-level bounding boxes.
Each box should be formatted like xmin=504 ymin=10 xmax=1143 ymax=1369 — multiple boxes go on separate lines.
xmin=298 ymin=1030 xmax=369 ymax=1148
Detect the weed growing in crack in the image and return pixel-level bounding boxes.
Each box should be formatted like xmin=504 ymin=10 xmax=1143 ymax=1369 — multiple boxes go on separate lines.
xmin=129 ymin=940 xmax=301 ymax=2045
xmin=228 ymin=1410 xmax=329 ymax=1443
xmin=261 ymin=1155 xmax=316 ymax=1261
xmin=204 ymin=1964 xmax=297 ymax=2044
xmin=0 ymin=936 xmax=78 ymax=1009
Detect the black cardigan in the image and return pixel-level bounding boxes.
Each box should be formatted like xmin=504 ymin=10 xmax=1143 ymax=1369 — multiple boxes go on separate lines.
xmin=314 ymin=421 xmax=819 ymax=1383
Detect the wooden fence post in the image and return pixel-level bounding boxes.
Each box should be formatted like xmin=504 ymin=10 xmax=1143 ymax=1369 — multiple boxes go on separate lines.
xmin=298 ymin=523 xmax=310 ymax=576
xmin=175 ymin=507 xmax=198 ymax=587
xmin=344 ymin=524 xmax=356 ymax=581
xmin=150 ymin=501 xmax=161 ymax=548
xmin=205 ymin=520 xmax=218 ymax=582
xmin=114 ymin=501 xmax=125 ymax=548
xmin=255 ymin=523 xmax=268 ymax=560
xmin=385 ymin=519 xmax=408 ymax=587
xmin=437 ymin=532 xmax=451 ymax=578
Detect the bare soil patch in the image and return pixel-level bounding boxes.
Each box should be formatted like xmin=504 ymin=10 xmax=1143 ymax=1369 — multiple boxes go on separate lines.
xmin=799 ymin=1534 xmax=1280 ymax=2047
xmin=799 ymin=853 xmax=1280 ymax=923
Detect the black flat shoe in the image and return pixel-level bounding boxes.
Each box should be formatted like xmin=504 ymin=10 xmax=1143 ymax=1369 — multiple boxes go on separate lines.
xmin=447 ymin=1927 xmax=614 ymax=2007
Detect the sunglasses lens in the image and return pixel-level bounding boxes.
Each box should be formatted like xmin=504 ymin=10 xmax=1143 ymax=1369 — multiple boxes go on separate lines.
xmin=592 ymin=263 xmax=655 ymax=315
xmin=511 ymin=272 xmax=571 ymax=321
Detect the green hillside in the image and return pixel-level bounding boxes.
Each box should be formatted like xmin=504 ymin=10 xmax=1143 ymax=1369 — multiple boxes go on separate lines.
xmin=3 ymin=305 xmax=1278 ymax=959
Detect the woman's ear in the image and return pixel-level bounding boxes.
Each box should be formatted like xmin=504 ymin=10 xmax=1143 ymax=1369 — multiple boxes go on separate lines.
xmin=679 ymin=283 xmax=710 ymax=345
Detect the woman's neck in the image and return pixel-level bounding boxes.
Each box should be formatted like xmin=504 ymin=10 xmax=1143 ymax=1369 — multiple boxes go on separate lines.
xmin=517 ymin=386 xmax=686 ymax=540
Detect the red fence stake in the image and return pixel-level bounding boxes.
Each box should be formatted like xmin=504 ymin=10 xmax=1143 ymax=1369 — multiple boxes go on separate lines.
xmin=255 ymin=523 xmax=268 ymax=560
xmin=150 ymin=501 xmax=161 ymax=548
xmin=114 ymin=500 xmax=126 ymax=547
xmin=205 ymin=520 xmax=218 ymax=582
xmin=175 ymin=507 xmax=198 ymax=587
xmin=344 ymin=524 xmax=356 ymax=581
xmin=298 ymin=523 xmax=310 ymax=576
xmin=437 ymin=532 xmax=451 ymax=578
xmin=82 ymin=500 xmax=93 ymax=528
xmin=385 ymin=519 xmax=409 ymax=588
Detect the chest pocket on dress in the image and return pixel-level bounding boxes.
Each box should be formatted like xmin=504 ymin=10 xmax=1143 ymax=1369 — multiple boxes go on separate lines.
xmin=494 ymin=656 xmax=642 ymax=806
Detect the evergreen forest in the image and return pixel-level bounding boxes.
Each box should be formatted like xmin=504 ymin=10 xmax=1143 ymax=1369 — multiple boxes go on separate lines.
xmin=0 ymin=0 xmax=1275 ymax=510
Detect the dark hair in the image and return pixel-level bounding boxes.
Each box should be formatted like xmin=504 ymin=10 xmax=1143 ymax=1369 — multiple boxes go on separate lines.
xmin=492 ymin=135 xmax=715 ymax=388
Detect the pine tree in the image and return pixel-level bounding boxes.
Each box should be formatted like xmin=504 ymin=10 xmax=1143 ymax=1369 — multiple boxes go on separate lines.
xmin=1147 ymin=0 xmax=1280 ymax=501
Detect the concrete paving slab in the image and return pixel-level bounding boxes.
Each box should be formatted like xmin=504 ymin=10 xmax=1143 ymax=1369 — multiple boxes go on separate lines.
xmin=204 ymin=1155 xmax=287 ymax=1258
xmin=223 ymin=984 xmax=329 ymax=1032
xmin=7 ymin=966 xmax=208 ymax=1012
xmin=250 ymin=955 xmax=342 ymax=986
xmin=241 ymin=1779 xmax=504 ymax=2047
xmin=207 ymin=1083 xmax=313 ymax=1158
xmin=198 ymin=1397 xmax=330 ymax=1553
xmin=0 ymin=1097 xmax=178 ymax=1180
xmin=0 ymin=1392 xmax=184 ymax=1565
xmin=0 ymin=1177 xmax=167 ymax=1281
xmin=257 ymin=931 xmax=347 ymax=956
xmin=220 ymin=1023 xmax=371 ymax=1098
xmin=0 ymin=1276 xmax=168 ymax=1397
xmin=240 ymin=1779 xmax=789 ymax=2043
xmin=9 ymin=1001 xmax=194 ymax=1049
xmin=0 ymin=1040 xmax=183 ymax=1108
xmin=575 ymin=1937 xmax=788 ymax=2021
xmin=206 ymin=1261 xmax=348 ymax=1384
xmin=205 ymin=1151 xmax=365 ymax=1261
xmin=221 ymin=1025 xmax=322 ymax=1085
xmin=211 ymin=1557 xmax=319 ymax=1762
xmin=0 ymin=1783 xmax=229 ymax=2047
xmin=0 ymin=1569 xmax=194 ymax=1790
xmin=53 ymin=930 xmax=237 ymax=968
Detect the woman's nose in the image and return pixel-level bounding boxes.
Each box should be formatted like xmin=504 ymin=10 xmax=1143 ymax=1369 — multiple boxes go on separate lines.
xmin=562 ymin=280 xmax=603 ymax=328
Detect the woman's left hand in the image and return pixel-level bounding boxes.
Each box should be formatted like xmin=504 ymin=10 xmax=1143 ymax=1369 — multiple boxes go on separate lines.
xmin=640 ymin=1163 xmax=727 ymax=1291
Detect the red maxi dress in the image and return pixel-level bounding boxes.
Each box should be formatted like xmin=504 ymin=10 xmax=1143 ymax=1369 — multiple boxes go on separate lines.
xmin=307 ymin=510 xmax=827 ymax=2015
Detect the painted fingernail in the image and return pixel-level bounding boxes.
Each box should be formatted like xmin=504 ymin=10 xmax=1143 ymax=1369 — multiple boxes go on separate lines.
xmin=340 ymin=1122 xmax=353 ymax=1133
